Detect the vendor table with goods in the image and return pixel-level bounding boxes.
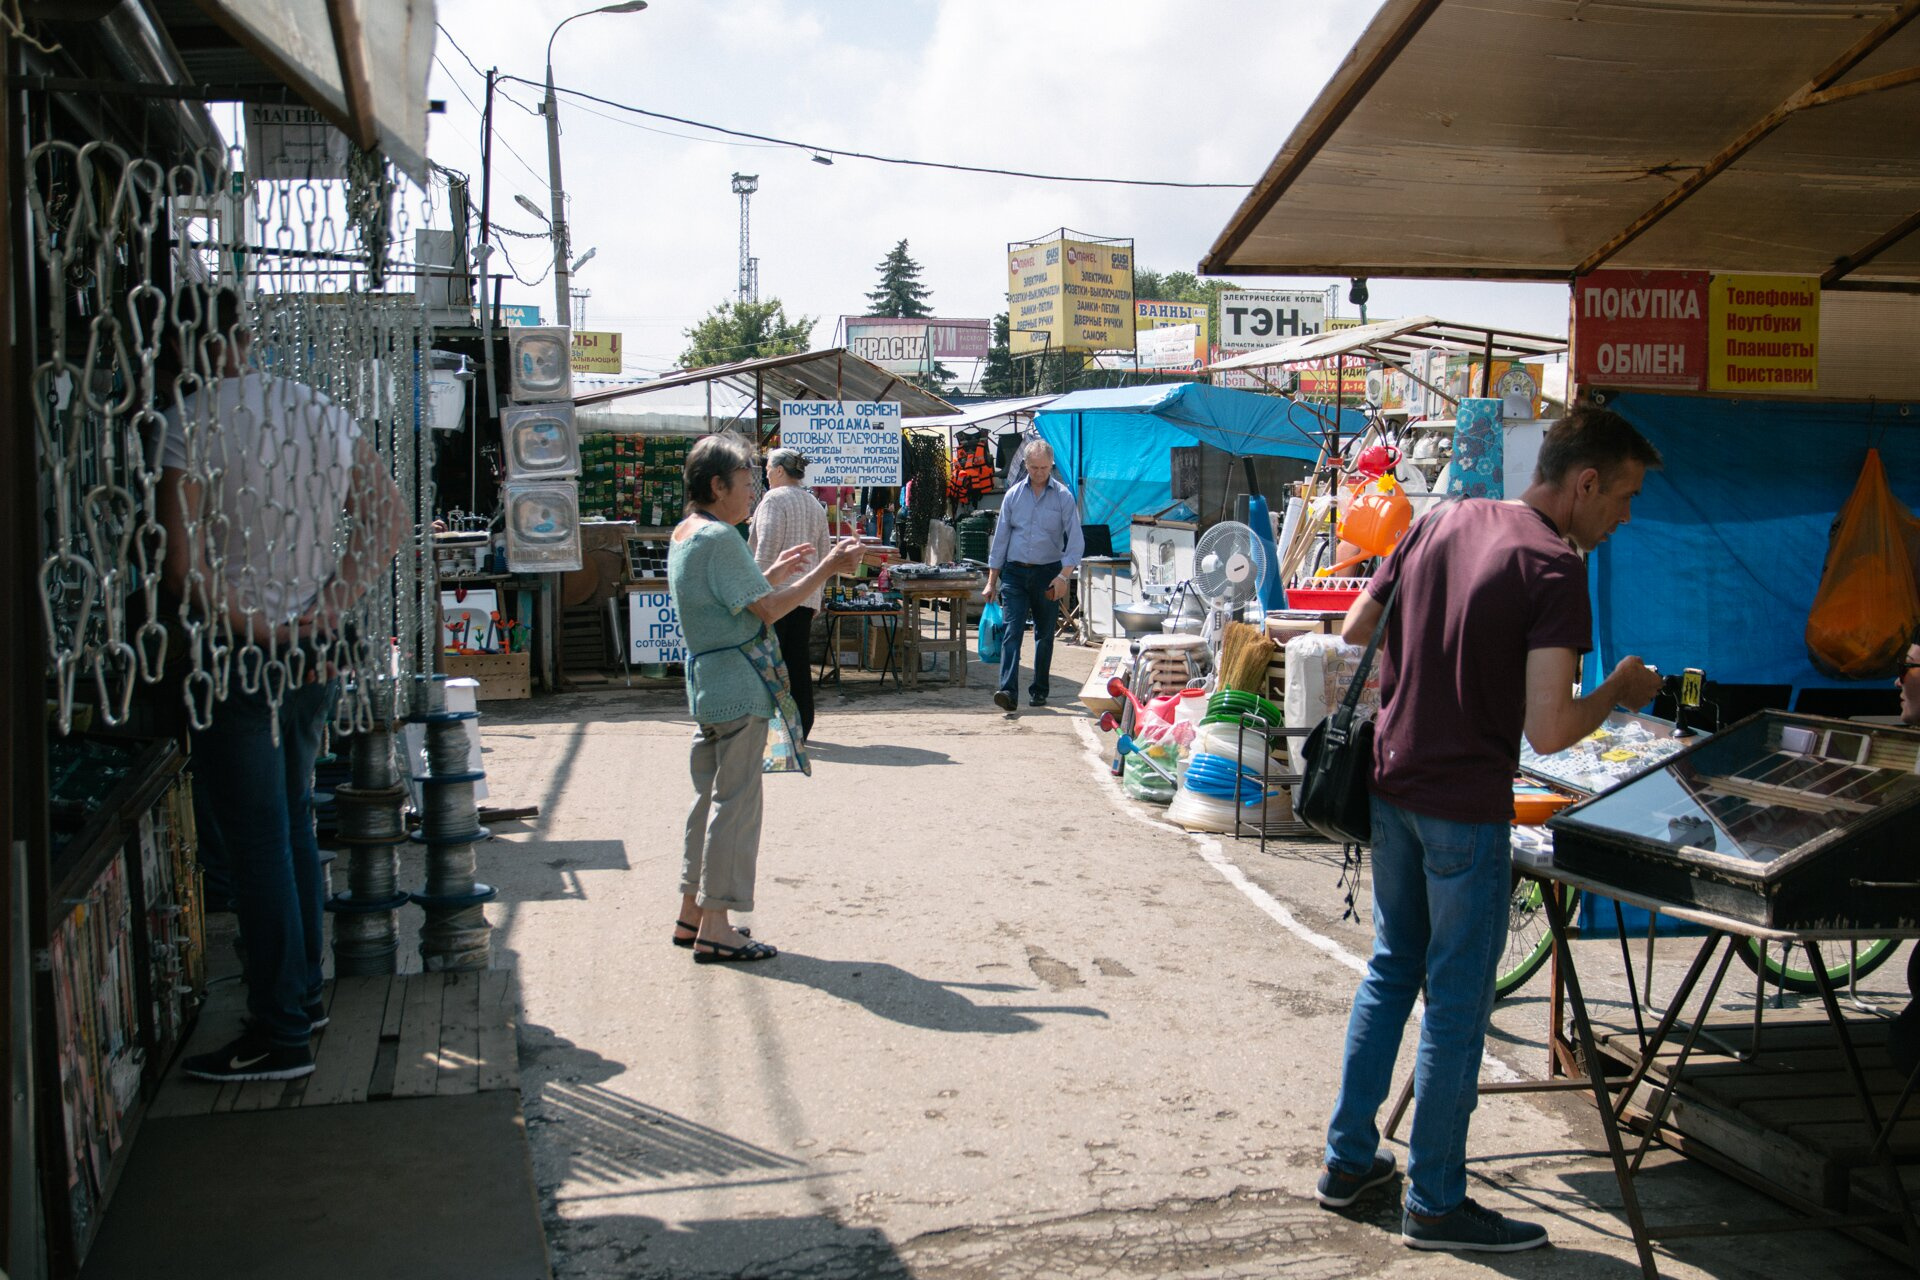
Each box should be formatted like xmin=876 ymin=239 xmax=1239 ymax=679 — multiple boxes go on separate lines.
xmin=818 ymin=585 xmax=904 ymax=690
xmin=890 ymin=568 xmax=984 ymax=690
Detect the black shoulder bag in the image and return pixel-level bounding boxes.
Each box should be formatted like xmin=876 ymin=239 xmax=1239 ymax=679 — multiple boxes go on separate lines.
xmin=1295 ymin=583 xmax=1397 ymax=845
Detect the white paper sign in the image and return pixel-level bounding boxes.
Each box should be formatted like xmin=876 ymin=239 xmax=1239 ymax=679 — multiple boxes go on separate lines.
xmin=628 ymin=590 xmax=686 ymax=664
xmin=1218 ymin=290 xmax=1327 ymax=352
xmin=777 ymin=400 xmax=903 ymax=486
xmin=1138 ymin=323 xmax=1201 ymax=370
xmin=245 ymin=104 xmax=350 ymax=180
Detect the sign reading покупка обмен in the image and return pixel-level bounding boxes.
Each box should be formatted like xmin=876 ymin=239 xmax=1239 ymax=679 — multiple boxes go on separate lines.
xmin=777 ymin=400 xmax=903 ymax=486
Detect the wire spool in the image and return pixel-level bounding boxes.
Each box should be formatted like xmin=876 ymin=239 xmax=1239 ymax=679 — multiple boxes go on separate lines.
xmin=424 ymin=717 xmax=477 ymax=776
xmin=349 ymin=725 xmax=401 ymax=791
xmin=413 ymin=773 xmax=486 ymax=842
xmin=346 ymin=843 xmax=401 ymax=905
xmin=331 ymin=908 xmax=400 ymax=976
xmin=419 ymin=905 xmax=492 ymax=972
xmin=410 ymin=672 xmax=449 ymax=717
xmin=332 ymin=783 xmax=410 ymax=843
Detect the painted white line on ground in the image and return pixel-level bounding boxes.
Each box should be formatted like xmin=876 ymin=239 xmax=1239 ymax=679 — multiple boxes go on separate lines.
xmin=1073 ymin=716 xmax=1524 ymax=1085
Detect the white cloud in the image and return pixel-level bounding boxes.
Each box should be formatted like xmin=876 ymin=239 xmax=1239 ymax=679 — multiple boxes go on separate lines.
xmin=428 ymin=0 xmax=1570 ymax=375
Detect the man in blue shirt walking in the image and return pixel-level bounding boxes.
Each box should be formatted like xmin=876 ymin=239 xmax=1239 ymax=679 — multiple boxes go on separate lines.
xmin=985 ymin=440 xmax=1083 ymax=711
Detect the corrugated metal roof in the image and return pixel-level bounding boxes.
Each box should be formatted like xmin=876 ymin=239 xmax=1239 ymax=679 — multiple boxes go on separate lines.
xmin=572 ymin=348 xmax=958 ymax=417
xmin=1208 ymin=316 xmax=1565 ymax=371
xmin=1203 ymin=0 xmax=1920 ymax=288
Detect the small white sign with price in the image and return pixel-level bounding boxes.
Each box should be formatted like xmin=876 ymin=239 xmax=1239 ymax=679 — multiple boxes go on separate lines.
xmin=628 ymin=590 xmax=686 ymax=664
xmin=777 ymin=400 xmax=903 ymax=486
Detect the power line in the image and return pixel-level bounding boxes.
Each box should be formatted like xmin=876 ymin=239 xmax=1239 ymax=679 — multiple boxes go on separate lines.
xmin=436 ymin=24 xmax=541 ymax=116
xmin=500 ymin=75 xmax=1252 ymax=190
xmin=432 ymin=54 xmax=551 ymax=191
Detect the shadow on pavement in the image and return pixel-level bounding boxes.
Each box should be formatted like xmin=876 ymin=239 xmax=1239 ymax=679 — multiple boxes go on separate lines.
xmin=802 ymin=740 xmax=956 ymax=766
xmin=552 ymin=1211 xmax=911 ymax=1280
xmin=732 ymin=953 xmax=1108 ymax=1033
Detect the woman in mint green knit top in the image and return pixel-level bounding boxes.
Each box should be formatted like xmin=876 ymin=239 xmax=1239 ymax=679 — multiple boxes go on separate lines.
xmin=668 ymin=434 xmax=860 ymax=963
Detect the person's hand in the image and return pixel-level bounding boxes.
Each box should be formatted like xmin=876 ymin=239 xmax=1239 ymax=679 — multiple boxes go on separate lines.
xmin=767 ymin=543 xmax=815 ymax=585
xmin=1046 ymin=572 xmax=1069 ymax=602
xmin=826 ymin=536 xmax=865 ymax=574
xmin=1610 ymin=656 xmax=1664 ymax=709
xmin=984 ymin=571 xmax=1000 ymax=599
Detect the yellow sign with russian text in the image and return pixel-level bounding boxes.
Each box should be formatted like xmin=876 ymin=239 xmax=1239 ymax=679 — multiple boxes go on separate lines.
xmin=1136 ymin=299 xmax=1209 ymax=363
xmin=1063 ymin=239 xmax=1134 ymax=353
xmin=571 ymin=330 xmax=624 ymax=374
xmin=1008 ymin=241 xmax=1064 ymax=357
xmin=1709 ymin=274 xmax=1818 ymax=393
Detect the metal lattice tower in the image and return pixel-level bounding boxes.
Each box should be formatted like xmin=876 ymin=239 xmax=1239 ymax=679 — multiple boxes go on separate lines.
xmin=731 ymin=172 xmax=759 ymax=302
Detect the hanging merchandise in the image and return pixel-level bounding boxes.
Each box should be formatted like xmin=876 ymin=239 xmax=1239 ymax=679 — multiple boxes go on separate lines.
xmin=508 ymin=325 xmax=575 ymax=402
xmin=502 ymin=404 xmax=582 ymax=481
xmin=948 ymin=435 xmax=995 ymax=508
xmin=1805 ymin=448 xmax=1920 ymax=680
xmin=898 ymin=432 xmax=950 ymax=559
xmin=503 ymin=481 xmax=584 ymax=572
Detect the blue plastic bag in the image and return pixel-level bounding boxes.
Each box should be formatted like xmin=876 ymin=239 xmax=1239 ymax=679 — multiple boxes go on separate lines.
xmin=977 ymin=600 xmax=1004 ymax=664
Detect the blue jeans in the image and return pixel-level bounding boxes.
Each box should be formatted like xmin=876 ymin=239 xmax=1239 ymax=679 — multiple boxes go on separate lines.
xmin=192 ymin=680 xmax=335 ymax=1045
xmin=996 ymin=561 xmax=1060 ymax=701
xmin=1324 ymin=794 xmax=1511 ymax=1217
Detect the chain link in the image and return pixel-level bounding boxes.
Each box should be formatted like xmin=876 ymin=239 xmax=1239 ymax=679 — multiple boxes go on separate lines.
xmin=27 ymin=140 xmax=434 ymax=738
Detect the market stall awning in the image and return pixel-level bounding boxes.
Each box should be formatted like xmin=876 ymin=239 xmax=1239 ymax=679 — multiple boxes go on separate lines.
xmin=572 ymin=348 xmax=958 ymax=417
xmin=1202 ymin=0 xmax=1920 ymax=288
xmin=911 ymin=395 xmax=1061 ymax=430
xmin=1207 ymin=316 xmax=1565 ymax=372
xmin=165 ymin=0 xmax=437 ymax=181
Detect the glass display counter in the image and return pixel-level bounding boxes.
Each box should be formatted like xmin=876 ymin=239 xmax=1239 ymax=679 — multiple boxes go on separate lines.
xmin=1548 ymin=711 xmax=1920 ymax=930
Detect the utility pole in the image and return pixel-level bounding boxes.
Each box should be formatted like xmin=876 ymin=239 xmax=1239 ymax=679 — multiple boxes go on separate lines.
xmin=731 ymin=173 xmax=758 ymax=303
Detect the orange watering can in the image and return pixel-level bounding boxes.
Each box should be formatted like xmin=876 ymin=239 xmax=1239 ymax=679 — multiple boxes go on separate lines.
xmin=1319 ymin=480 xmax=1413 ymax=577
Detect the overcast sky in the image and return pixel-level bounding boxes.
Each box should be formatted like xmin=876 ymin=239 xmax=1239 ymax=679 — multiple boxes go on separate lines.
xmin=425 ymin=0 xmax=1572 ymax=379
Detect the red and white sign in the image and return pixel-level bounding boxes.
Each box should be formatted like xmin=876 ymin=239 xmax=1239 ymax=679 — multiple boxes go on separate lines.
xmin=1571 ymin=269 xmax=1709 ymax=392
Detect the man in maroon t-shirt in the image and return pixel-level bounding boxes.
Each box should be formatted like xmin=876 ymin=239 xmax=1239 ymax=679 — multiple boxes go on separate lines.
xmin=1316 ymin=407 xmax=1665 ymax=1253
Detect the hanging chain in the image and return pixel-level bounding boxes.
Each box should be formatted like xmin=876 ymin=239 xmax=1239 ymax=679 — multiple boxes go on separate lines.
xmin=26 ymin=138 xmax=433 ymax=738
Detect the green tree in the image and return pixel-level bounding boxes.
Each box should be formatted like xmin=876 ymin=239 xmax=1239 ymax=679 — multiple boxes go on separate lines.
xmin=679 ymin=298 xmax=815 ymax=369
xmin=865 ymin=239 xmax=933 ymax=318
xmin=1132 ymin=268 xmax=1244 ymax=347
xmin=981 ymin=313 xmax=1018 ymax=396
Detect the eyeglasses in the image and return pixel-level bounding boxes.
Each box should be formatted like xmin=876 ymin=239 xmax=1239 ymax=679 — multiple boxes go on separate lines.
xmin=1902 ymin=661 xmax=1920 ymax=675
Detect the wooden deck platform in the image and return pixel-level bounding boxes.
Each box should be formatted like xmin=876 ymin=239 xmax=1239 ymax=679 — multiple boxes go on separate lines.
xmin=146 ymin=969 xmax=520 ymax=1119
xmin=1594 ymin=1002 xmax=1920 ymax=1220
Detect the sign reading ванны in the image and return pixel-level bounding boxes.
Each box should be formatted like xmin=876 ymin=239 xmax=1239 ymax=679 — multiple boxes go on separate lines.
xmin=1709 ymin=274 xmax=1819 ymax=393
xmin=1571 ymin=269 xmax=1709 ymax=392
xmin=1136 ymin=300 xmax=1209 ymax=367
xmin=778 ymin=401 xmax=903 ymax=486
xmin=1008 ymin=234 xmax=1135 ymax=355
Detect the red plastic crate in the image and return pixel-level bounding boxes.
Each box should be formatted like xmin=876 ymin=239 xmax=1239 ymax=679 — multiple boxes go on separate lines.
xmin=1284 ymin=576 xmax=1371 ymax=612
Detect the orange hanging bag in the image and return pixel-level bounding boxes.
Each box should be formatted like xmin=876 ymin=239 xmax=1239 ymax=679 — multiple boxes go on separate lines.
xmin=1805 ymin=449 xmax=1920 ymax=680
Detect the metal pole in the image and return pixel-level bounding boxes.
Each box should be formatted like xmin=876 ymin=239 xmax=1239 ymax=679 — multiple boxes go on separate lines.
xmin=477 ymin=68 xmax=499 ymax=420
xmin=543 ymin=61 xmax=571 ymax=326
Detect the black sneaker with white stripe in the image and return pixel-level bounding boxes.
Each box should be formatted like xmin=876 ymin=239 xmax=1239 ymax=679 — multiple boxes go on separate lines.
xmin=183 ymin=1026 xmax=314 ymax=1082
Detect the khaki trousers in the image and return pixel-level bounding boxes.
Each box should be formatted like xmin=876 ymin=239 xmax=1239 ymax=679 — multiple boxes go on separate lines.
xmin=680 ymin=715 xmax=768 ymax=911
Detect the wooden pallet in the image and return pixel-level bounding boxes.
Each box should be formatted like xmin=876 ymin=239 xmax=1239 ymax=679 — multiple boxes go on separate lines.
xmin=1595 ymin=1002 xmax=1919 ymax=1215
xmin=144 ymin=970 xmax=519 ymax=1119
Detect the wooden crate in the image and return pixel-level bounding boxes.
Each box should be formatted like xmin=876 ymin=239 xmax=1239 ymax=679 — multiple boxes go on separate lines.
xmin=442 ymin=651 xmax=531 ymax=700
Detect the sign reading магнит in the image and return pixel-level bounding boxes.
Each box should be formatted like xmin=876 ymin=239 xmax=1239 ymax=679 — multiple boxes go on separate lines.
xmin=777 ymin=400 xmax=903 ymax=487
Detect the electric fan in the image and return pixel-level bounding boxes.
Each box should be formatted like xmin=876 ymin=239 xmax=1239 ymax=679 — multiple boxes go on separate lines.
xmin=1190 ymin=520 xmax=1267 ymax=652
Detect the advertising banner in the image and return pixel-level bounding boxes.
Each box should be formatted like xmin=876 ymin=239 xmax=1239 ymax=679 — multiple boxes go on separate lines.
xmin=1009 ymin=235 xmax=1134 ymax=355
xmin=570 ymin=330 xmax=624 ymax=374
xmin=1136 ymin=300 xmax=1208 ymax=366
xmin=844 ymin=317 xmax=993 ymax=373
xmin=777 ymin=400 xmax=903 ymax=485
xmin=1218 ymin=290 xmax=1326 ymax=352
xmin=1709 ymin=274 xmax=1819 ymax=393
xmin=1063 ymin=239 xmax=1134 ymax=352
xmin=1571 ymin=269 xmax=1709 ymax=391
xmin=628 ymin=589 xmax=686 ymax=664
xmin=1008 ymin=241 xmax=1063 ymax=356
xmin=1137 ymin=324 xmax=1201 ymax=370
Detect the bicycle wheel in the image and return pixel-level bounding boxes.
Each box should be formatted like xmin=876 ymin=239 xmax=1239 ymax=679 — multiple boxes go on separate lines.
xmin=1735 ymin=936 xmax=1900 ymax=995
xmin=1496 ymin=876 xmax=1579 ymax=1000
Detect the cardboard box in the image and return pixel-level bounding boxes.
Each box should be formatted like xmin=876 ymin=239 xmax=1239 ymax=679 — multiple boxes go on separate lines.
xmin=442 ymin=650 xmax=531 ymax=701
xmin=1078 ymin=638 xmax=1133 ymax=713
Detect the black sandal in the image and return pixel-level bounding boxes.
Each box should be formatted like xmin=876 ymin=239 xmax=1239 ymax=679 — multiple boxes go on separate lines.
xmin=672 ymin=918 xmax=748 ymax=948
xmin=692 ymin=938 xmax=778 ymax=964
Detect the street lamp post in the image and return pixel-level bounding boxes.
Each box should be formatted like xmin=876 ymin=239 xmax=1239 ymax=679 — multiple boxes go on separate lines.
xmin=543 ymin=1 xmax=646 ymax=327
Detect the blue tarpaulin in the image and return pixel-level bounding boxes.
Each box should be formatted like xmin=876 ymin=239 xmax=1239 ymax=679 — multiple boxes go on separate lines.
xmin=1033 ymin=383 xmax=1364 ymax=554
xmin=1587 ymin=393 xmax=1920 ymax=699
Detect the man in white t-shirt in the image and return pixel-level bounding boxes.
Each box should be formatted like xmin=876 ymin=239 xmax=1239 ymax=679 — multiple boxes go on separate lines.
xmin=158 ymin=288 xmax=405 ymax=1083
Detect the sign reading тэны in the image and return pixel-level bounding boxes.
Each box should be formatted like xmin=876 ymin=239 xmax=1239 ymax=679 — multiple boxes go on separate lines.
xmin=777 ymin=401 xmax=903 ymax=486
